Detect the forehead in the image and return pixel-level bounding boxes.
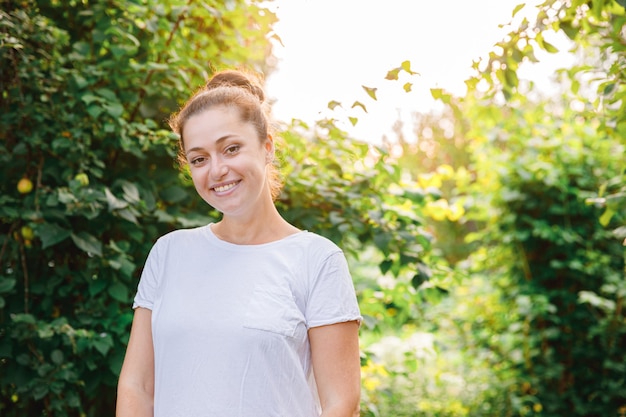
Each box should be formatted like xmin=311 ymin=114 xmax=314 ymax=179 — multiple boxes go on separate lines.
xmin=184 ymin=106 xmax=239 ymax=133
xmin=182 ymin=106 xmax=255 ymax=147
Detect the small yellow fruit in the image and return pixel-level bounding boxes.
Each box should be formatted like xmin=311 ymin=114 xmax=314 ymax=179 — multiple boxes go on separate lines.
xmin=21 ymin=226 xmax=34 ymax=241
xmin=74 ymin=173 xmax=89 ymax=186
xmin=17 ymin=178 xmax=33 ymax=194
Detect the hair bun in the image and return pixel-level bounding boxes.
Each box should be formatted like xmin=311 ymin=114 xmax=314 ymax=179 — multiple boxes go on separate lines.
xmin=205 ymin=70 xmax=265 ymax=103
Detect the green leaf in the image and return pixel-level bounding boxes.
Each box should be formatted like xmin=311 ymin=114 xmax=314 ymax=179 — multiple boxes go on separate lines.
xmin=33 ymin=385 xmax=49 ymax=401
xmin=612 ymin=226 xmax=626 ymax=239
xmin=96 ymin=88 xmax=117 ymax=101
xmin=512 ymin=3 xmax=526 ymax=17
xmin=88 ymin=278 xmax=107 ymax=297
xmin=270 ymin=32 xmax=284 ymax=47
xmin=348 ymin=117 xmax=358 ymax=126
xmin=105 ymin=187 xmax=128 ymax=210
xmin=73 ymin=41 xmax=90 ymax=55
xmin=92 ymin=333 xmax=114 ymax=356
xmin=50 ymin=349 xmax=64 ymax=365
xmin=579 ymin=290 xmax=616 ymax=312
xmin=0 ymin=277 xmax=16 ymax=293
xmin=71 ymin=232 xmax=103 ymax=256
xmin=379 ymin=259 xmax=393 ymax=275
xmin=603 ymin=83 xmax=616 ymax=95
xmin=385 ymin=67 xmax=400 ymax=80
xmin=559 ymin=19 xmax=578 ymax=40
xmin=87 ymin=105 xmax=104 ymax=118
xmin=122 ymin=182 xmax=140 ymax=203
xmin=351 ymin=101 xmax=367 ymax=113
xmin=591 ymin=0 xmax=603 ymax=18
xmin=37 ymin=222 xmax=71 ymax=249
xmin=103 ymin=102 xmax=124 ymax=118
xmin=430 ymin=88 xmax=443 ymax=100
xmin=119 ymin=258 xmax=137 ymax=279
xmin=420 ymin=285 xmax=448 ymax=305
xmin=374 ymin=233 xmax=391 ymax=254
xmin=329 ymin=211 xmax=344 ymax=225
xmin=117 ymin=208 xmax=139 ymax=224
xmin=542 ymin=40 xmax=559 ymax=53
xmin=12 ymin=313 xmax=36 ymax=324
xmin=161 ymin=185 xmax=189 ymax=203
xmin=80 ymin=93 xmax=99 ymax=105
xmin=401 ymin=60 xmax=418 ymax=75
xmin=411 ymin=273 xmax=426 ymax=289
xmin=362 ymin=85 xmax=378 ymax=100
xmin=504 ymin=68 xmax=519 ymax=88
xmin=146 ymin=62 xmax=169 ymax=71
xmin=110 ymin=45 xmax=130 ymax=58
xmin=108 ymin=282 xmax=129 ymax=303
xmin=599 ymin=207 xmax=615 ymax=226
xmin=327 ymin=100 xmax=342 ymax=110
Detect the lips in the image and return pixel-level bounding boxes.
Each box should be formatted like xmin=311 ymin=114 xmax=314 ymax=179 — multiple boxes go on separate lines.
xmin=212 ymin=180 xmax=240 ymax=194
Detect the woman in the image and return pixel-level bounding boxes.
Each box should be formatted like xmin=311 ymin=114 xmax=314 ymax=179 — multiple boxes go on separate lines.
xmin=116 ymin=69 xmax=362 ymax=417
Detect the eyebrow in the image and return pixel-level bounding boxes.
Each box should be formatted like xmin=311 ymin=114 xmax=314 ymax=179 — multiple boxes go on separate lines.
xmin=185 ymin=134 xmax=235 ymax=156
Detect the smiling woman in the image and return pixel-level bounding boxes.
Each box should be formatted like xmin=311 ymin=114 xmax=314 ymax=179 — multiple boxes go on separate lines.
xmin=116 ymin=69 xmax=363 ymax=417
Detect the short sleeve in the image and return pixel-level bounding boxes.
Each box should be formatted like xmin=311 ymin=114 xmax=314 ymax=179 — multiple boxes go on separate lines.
xmin=305 ymin=250 xmax=362 ymax=328
xmin=132 ymin=240 xmax=162 ymax=310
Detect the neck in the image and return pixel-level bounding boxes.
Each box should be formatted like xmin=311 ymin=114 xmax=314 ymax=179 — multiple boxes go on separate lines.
xmin=212 ymin=206 xmax=298 ymax=245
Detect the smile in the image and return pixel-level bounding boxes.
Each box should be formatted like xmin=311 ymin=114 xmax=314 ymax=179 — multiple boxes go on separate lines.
xmin=212 ymin=181 xmax=239 ymax=193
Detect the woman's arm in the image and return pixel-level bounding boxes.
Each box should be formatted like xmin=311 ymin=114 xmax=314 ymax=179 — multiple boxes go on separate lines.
xmin=309 ymin=321 xmax=361 ymax=417
xmin=116 ymin=307 xmax=155 ymax=417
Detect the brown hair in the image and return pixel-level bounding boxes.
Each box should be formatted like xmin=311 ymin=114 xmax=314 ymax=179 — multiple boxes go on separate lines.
xmin=169 ymin=69 xmax=283 ymax=200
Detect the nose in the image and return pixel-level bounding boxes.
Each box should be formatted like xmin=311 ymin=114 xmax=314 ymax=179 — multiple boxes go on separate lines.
xmin=210 ymin=157 xmax=229 ymax=180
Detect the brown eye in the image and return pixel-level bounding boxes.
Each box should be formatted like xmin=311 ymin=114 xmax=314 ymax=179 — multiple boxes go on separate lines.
xmin=225 ymin=145 xmax=240 ymax=155
xmin=190 ymin=157 xmax=206 ymax=166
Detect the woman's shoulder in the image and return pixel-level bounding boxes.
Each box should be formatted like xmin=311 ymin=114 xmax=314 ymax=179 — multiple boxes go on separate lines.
xmin=288 ymin=230 xmax=343 ymax=256
xmin=153 ymin=224 xmax=211 ymax=247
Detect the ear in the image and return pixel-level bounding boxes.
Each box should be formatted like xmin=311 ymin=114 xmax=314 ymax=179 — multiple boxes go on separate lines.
xmin=264 ymin=134 xmax=275 ymax=163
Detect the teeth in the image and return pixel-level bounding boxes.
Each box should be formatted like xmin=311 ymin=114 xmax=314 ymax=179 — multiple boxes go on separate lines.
xmin=214 ymin=183 xmax=236 ymax=193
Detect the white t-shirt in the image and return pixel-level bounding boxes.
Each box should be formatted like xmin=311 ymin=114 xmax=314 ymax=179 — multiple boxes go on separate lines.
xmin=132 ymin=224 xmax=362 ymax=417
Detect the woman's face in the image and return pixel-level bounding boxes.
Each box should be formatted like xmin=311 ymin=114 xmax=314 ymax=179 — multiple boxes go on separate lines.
xmin=182 ymin=106 xmax=274 ymax=218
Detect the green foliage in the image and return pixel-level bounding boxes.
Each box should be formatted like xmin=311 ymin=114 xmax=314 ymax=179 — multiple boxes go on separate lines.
xmin=445 ymin=1 xmax=626 ymax=414
xmin=471 ymin=0 xmax=626 ymax=233
xmin=463 ymin=90 xmax=625 ymax=416
xmin=360 ymin=1 xmax=626 ymax=415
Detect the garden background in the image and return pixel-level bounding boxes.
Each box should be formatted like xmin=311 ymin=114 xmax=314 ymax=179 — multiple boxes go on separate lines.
xmin=1 ymin=0 xmax=625 ymax=415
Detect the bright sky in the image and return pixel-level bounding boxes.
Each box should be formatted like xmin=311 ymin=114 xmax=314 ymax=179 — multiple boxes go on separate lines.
xmin=265 ymin=0 xmax=570 ymax=143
